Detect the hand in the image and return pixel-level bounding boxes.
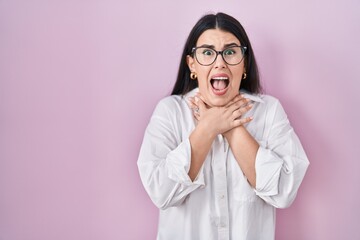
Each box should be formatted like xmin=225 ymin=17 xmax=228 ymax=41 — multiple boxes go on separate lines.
xmin=187 ymin=93 xmax=254 ymax=137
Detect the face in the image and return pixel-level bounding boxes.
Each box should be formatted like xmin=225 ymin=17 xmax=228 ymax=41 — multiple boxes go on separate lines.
xmin=187 ymin=29 xmax=245 ymax=107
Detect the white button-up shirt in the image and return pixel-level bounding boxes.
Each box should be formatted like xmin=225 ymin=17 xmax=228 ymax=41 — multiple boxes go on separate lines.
xmin=137 ymin=88 xmax=309 ymax=240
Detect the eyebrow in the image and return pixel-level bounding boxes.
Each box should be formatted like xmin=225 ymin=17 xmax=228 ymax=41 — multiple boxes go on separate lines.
xmin=197 ymin=42 xmax=240 ymax=49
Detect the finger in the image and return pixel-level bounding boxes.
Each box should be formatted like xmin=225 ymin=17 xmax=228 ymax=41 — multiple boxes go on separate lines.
xmin=225 ymin=94 xmax=247 ymax=107
xmin=233 ymin=103 xmax=253 ymax=118
xmin=194 ymin=111 xmax=200 ymax=121
xmin=197 ymin=94 xmax=206 ymax=103
xmin=187 ymin=97 xmax=200 ymax=111
xmin=243 ymin=103 xmax=254 ymax=114
xmin=187 ymin=97 xmax=193 ymax=104
xmin=195 ymin=96 xmax=207 ymax=111
xmin=187 ymin=96 xmax=200 ymax=116
xmin=226 ymin=95 xmax=250 ymax=109
xmin=225 ymin=94 xmax=242 ymax=108
xmin=231 ymin=98 xmax=253 ymax=112
xmin=233 ymin=116 xmax=254 ymax=126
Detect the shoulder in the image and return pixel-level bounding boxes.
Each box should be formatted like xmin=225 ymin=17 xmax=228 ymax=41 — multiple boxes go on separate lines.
xmin=258 ymin=94 xmax=286 ymax=117
xmin=155 ymin=95 xmax=184 ymax=110
xmin=259 ymin=94 xmax=281 ymax=107
xmin=257 ymin=94 xmax=289 ymax=122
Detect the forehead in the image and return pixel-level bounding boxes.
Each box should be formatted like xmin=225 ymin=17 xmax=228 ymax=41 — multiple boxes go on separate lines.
xmin=196 ymin=29 xmax=240 ymax=47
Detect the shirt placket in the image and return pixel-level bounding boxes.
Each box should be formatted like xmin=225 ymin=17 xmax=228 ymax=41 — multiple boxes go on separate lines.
xmin=213 ymin=135 xmax=230 ymax=240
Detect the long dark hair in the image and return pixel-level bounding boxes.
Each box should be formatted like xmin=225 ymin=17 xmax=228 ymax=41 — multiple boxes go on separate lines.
xmin=171 ymin=12 xmax=262 ymax=95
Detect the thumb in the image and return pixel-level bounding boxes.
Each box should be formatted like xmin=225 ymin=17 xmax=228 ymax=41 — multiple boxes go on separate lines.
xmin=195 ymin=96 xmax=206 ymax=111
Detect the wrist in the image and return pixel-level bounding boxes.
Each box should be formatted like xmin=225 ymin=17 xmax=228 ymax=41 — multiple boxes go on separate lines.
xmin=196 ymin=121 xmax=217 ymax=140
xmin=223 ymin=125 xmax=245 ymax=140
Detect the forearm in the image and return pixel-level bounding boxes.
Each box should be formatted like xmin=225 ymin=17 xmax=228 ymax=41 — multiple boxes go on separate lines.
xmin=188 ymin=124 xmax=215 ymax=181
xmin=224 ymin=126 xmax=259 ymax=188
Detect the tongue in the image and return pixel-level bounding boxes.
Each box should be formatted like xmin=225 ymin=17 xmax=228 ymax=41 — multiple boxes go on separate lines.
xmin=212 ymin=80 xmax=227 ymax=90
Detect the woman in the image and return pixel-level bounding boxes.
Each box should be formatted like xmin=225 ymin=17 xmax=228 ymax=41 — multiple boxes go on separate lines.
xmin=137 ymin=12 xmax=309 ymax=240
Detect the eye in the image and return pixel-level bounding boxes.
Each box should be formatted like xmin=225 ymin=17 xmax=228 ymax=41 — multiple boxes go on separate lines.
xmin=202 ymin=49 xmax=214 ymax=56
xmin=223 ymin=48 xmax=236 ymax=55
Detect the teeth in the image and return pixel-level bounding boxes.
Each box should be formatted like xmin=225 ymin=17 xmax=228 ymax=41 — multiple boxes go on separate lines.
xmin=212 ymin=77 xmax=228 ymax=80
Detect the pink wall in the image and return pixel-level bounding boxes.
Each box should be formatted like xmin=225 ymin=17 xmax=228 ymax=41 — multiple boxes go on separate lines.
xmin=1 ymin=1 xmax=359 ymax=239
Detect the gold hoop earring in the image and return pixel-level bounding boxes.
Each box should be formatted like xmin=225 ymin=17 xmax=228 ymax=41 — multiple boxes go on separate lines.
xmin=242 ymin=72 xmax=247 ymax=79
xmin=190 ymin=72 xmax=197 ymax=80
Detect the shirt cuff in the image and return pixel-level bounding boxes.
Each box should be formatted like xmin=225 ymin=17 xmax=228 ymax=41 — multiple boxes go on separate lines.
xmin=254 ymin=146 xmax=283 ymax=196
xmin=166 ymin=138 xmax=205 ymax=187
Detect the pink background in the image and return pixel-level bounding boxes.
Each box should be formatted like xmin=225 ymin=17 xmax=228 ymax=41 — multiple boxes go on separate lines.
xmin=1 ymin=0 xmax=359 ymax=239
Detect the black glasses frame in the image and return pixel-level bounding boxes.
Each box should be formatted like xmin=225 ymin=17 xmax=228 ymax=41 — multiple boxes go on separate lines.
xmin=191 ymin=45 xmax=247 ymax=66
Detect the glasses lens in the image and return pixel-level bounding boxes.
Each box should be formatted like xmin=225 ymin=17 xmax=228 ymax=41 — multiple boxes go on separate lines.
xmin=194 ymin=48 xmax=216 ymax=66
xmin=222 ymin=46 xmax=245 ymax=65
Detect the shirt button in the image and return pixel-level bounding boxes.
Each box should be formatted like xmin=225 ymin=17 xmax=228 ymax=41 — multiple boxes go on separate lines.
xmin=219 ymin=195 xmax=225 ymax=199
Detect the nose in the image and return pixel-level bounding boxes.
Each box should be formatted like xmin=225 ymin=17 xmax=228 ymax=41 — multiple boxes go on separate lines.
xmin=214 ymin=52 xmax=227 ymax=69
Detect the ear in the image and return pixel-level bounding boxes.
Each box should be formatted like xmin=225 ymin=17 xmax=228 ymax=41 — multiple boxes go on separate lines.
xmin=186 ymin=55 xmax=196 ymax=72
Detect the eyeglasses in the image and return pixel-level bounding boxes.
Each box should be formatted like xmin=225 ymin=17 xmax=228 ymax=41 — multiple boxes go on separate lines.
xmin=192 ymin=45 xmax=247 ymax=66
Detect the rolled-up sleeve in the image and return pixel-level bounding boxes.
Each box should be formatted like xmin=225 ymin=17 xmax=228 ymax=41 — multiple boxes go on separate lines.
xmin=254 ymin=99 xmax=309 ymax=208
xmin=137 ymin=98 xmax=205 ymax=210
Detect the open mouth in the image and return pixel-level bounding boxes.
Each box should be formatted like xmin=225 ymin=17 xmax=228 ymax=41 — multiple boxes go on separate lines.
xmin=210 ymin=77 xmax=229 ymax=91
